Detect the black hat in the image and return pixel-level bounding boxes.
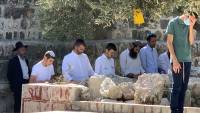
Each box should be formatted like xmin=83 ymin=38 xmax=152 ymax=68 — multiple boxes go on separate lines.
xmin=13 ymin=41 xmax=28 ymax=51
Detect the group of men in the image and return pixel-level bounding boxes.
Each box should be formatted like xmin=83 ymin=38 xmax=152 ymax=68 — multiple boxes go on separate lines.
xmin=7 ymin=10 xmax=198 ymax=113
xmin=7 ymin=36 xmax=170 ymax=113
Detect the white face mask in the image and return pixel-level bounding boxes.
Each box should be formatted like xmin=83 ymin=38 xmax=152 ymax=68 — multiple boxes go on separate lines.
xmin=184 ymin=18 xmax=190 ymax=25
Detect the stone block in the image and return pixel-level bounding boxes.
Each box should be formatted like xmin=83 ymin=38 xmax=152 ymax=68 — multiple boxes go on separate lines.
xmin=22 ymin=101 xmax=41 ymax=113
xmin=152 ymin=105 xmax=162 ymax=113
xmin=161 ymin=106 xmax=170 ymax=113
xmin=6 ymin=32 xmax=12 ymax=39
xmin=113 ymin=103 xmax=122 ymax=113
xmin=4 ymin=7 xmax=24 ymax=19
xmin=121 ymin=104 xmax=133 ymax=113
xmin=21 ymin=83 xmax=85 ymax=113
xmin=185 ymin=107 xmax=200 ymax=113
xmin=133 ymin=104 xmax=145 ymax=113
xmin=20 ymin=31 xmax=25 ymax=39
xmin=0 ymin=0 xmax=7 ymax=4
xmin=160 ymin=19 xmax=169 ymax=29
xmin=0 ymin=34 xmax=3 ymax=39
xmin=104 ymin=102 xmax=114 ymax=113
xmin=13 ymin=31 xmax=18 ymax=39
xmin=144 ymin=105 xmax=153 ymax=113
xmin=0 ymin=60 xmax=8 ymax=82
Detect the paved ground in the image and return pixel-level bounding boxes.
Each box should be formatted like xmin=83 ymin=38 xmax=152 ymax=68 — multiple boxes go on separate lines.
xmin=34 ymin=111 xmax=97 ymax=113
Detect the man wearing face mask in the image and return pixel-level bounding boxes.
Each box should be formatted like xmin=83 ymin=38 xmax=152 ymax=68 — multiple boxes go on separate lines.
xmin=139 ymin=33 xmax=158 ymax=73
xmin=166 ymin=10 xmax=198 ymax=113
xmin=120 ymin=41 xmax=145 ymax=79
xmin=95 ymin=43 xmax=117 ymax=76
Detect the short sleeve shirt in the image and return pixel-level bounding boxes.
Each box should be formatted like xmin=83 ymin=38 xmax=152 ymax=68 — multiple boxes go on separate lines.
xmin=31 ymin=61 xmax=55 ymax=82
xmin=166 ymin=17 xmax=191 ymax=62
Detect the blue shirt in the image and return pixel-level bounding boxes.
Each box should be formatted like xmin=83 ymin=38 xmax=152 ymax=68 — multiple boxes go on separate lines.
xmin=139 ymin=44 xmax=158 ymax=73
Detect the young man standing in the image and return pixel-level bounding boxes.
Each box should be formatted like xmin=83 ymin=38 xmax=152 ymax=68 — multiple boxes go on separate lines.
xmin=62 ymin=39 xmax=94 ymax=83
xmin=29 ymin=51 xmax=55 ymax=83
xmin=166 ymin=11 xmax=198 ymax=113
xmin=95 ymin=43 xmax=117 ymax=76
xmin=139 ymin=33 xmax=158 ymax=73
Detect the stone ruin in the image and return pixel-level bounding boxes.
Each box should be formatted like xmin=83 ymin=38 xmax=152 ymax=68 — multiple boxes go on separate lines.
xmin=47 ymin=73 xmax=200 ymax=108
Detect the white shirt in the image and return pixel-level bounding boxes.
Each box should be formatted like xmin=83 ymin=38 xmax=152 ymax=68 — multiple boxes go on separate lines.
xmin=95 ymin=54 xmax=115 ymax=76
xmin=120 ymin=49 xmax=145 ymax=76
xmin=62 ymin=51 xmax=94 ymax=81
xmin=31 ymin=61 xmax=55 ymax=82
xmin=18 ymin=56 xmax=29 ymax=79
xmin=158 ymin=52 xmax=170 ymax=74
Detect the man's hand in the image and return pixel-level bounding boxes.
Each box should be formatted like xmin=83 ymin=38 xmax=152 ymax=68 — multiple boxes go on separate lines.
xmin=190 ymin=17 xmax=197 ymax=28
xmin=173 ymin=61 xmax=181 ymax=74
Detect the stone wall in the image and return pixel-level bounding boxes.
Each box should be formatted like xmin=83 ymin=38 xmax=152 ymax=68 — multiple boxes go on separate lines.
xmin=111 ymin=17 xmax=200 ymax=41
xmin=0 ymin=0 xmax=41 ymax=40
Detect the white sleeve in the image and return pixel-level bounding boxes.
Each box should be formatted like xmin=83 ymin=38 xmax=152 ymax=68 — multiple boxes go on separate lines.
xmin=138 ymin=57 xmax=145 ymax=73
xmin=51 ymin=65 xmax=55 ymax=76
xmin=113 ymin=59 xmax=116 ymax=75
xmin=31 ymin=65 xmax=38 ymax=77
xmin=119 ymin=52 xmax=126 ymax=74
xmin=139 ymin=49 xmax=147 ymax=72
xmin=62 ymin=56 xmax=73 ymax=81
xmin=86 ymin=55 xmax=95 ymax=76
xmin=95 ymin=58 xmax=101 ymax=74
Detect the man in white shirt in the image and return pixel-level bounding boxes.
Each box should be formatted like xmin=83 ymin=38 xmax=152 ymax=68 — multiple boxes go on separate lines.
xmin=62 ymin=39 xmax=94 ymax=83
xmin=29 ymin=51 xmax=55 ymax=83
xmin=158 ymin=50 xmax=170 ymax=74
xmin=120 ymin=41 xmax=145 ymax=78
xmin=95 ymin=43 xmax=117 ymax=76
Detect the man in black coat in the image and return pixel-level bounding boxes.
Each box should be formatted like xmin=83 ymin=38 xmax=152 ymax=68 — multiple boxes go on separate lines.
xmin=7 ymin=41 xmax=31 ymax=113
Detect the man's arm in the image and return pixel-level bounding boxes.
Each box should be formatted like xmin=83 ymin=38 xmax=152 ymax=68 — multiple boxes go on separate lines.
xmin=29 ymin=76 xmax=36 ymax=83
xmin=189 ymin=18 xmax=197 ymax=45
xmin=86 ymin=55 xmax=94 ymax=77
xmin=139 ymin=49 xmax=147 ymax=71
xmin=119 ymin=52 xmax=126 ymax=75
xmin=167 ymin=34 xmax=181 ymax=73
xmin=62 ymin=57 xmax=73 ymax=81
xmin=95 ymin=59 xmax=101 ymax=75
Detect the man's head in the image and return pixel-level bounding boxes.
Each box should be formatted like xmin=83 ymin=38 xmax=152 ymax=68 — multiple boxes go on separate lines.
xmin=104 ymin=43 xmax=117 ymax=59
xmin=129 ymin=41 xmax=141 ymax=59
xmin=147 ymin=33 xmax=157 ymax=48
xmin=182 ymin=10 xmax=198 ymax=26
xmin=13 ymin=41 xmax=28 ymax=58
xmin=43 ymin=51 xmax=55 ymax=66
xmin=73 ymin=39 xmax=86 ymax=55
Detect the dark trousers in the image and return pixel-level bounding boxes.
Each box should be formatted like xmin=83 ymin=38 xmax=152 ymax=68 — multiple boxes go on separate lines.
xmin=13 ymin=79 xmax=28 ymax=113
xmin=170 ymin=62 xmax=191 ymax=113
xmin=14 ymin=91 xmax=22 ymax=113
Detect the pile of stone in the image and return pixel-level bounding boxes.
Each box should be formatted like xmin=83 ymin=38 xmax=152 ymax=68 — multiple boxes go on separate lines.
xmin=134 ymin=73 xmax=170 ymax=104
xmin=89 ymin=74 xmax=170 ymax=105
xmin=190 ymin=67 xmax=200 ymax=77
xmin=50 ymin=74 xmax=172 ymax=105
xmin=188 ymin=77 xmax=200 ymax=107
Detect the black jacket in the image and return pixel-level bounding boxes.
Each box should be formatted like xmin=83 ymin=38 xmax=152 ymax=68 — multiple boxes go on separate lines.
xmin=7 ymin=56 xmax=31 ymax=92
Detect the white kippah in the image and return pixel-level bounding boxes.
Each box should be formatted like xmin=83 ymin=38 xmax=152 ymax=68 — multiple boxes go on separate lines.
xmin=45 ymin=50 xmax=55 ymax=58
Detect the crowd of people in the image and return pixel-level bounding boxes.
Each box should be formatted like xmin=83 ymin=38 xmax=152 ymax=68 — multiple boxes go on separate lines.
xmin=7 ymin=10 xmax=198 ymax=113
xmin=7 ymin=35 xmax=170 ymax=112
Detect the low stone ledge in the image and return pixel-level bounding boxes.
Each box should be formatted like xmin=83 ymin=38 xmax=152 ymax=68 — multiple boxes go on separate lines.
xmin=71 ymin=101 xmax=200 ymax=113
